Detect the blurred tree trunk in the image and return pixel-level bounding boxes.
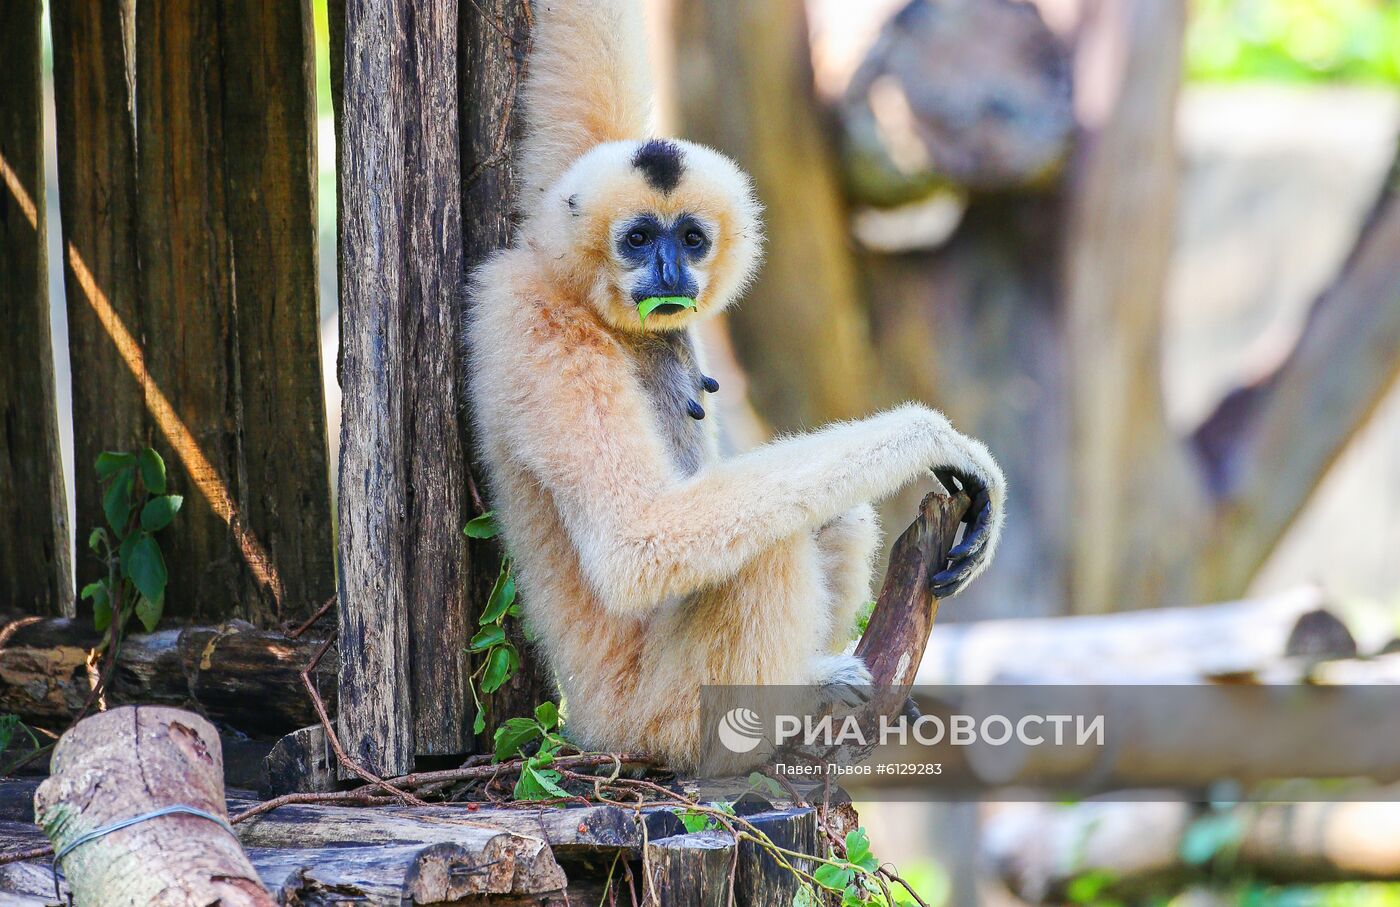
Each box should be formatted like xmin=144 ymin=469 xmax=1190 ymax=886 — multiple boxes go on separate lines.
xmin=671 ymin=0 xmax=880 ymax=430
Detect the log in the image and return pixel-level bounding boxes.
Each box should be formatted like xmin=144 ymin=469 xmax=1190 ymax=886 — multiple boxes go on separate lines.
xmin=838 ymin=0 xmax=1073 ymax=205
xmin=645 ymin=831 xmax=735 ymax=907
xmin=985 ymin=795 xmax=1400 ymax=902
xmin=233 ymin=804 xmax=568 ymax=893
xmin=0 ymin=617 xmax=333 ymax=737
xmin=913 ymin=585 xmax=1352 ymax=684
xmin=733 ymin=808 xmax=818 ymax=906
xmin=0 ymin=0 xmax=71 ymax=618
xmin=34 ymin=706 xmax=274 ymax=905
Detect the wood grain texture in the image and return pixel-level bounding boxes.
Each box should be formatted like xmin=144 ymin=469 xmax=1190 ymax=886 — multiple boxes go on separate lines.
xmin=337 ymin=0 xmax=473 ymax=774
xmin=220 ymin=0 xmax=335 ymax=626
xmin=457 ymin=0 xmax=557 ymax=750
xmin=35 ymin=707 xmax=275 ymax=905
xmin=645 ymin=831 xmax=735 ymax=907
xmin=0 ymin=617 xmax=333 ymax=736
xmin=0 ymin=0 xmax=71 ymax=616
xmin=134 ymin=1 xmax=329 ymax=627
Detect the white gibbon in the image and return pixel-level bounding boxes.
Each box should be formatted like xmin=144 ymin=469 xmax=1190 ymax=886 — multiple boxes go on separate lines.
xmin=465 ymin=0 xmax=1006 ymax=770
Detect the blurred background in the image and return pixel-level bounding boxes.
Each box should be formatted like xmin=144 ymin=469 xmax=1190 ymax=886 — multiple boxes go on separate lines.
xmin=31 ymin=0 xmax=1400 ymax=904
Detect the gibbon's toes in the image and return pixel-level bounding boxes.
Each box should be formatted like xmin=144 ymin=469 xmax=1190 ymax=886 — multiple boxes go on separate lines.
xmin=815 ymin=654 xmax=873 ymax=709
xmin=700 ymin=374 xmax=720 ymax=393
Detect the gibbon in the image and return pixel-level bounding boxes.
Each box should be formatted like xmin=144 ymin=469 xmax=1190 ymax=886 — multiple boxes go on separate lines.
xmin=465 ymin=0 xmax=1006 ymax=770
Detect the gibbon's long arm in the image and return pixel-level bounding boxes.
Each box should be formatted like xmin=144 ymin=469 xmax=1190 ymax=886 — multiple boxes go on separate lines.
xmin=499 ymin=314 xmax=1005 ymax=613
xmin=517 ymin=0 xmax=655 ymax=211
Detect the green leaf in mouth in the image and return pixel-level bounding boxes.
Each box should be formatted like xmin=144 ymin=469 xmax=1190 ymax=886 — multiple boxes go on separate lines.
xmin=637 ymin=295 xmax=697 ymax=326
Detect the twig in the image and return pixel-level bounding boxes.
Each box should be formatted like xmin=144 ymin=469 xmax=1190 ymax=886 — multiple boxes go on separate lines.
xmin=298 ymin=635 xmax=425 ymax=807
xmin=0 ymin=844 xmax=53 ymax=866
xmin=287 ymin=594 xmax=336 ymax=639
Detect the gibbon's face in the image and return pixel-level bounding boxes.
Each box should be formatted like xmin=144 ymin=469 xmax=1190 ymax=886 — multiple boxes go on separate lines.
xmin=538 ymin=138 xmax=763 ymax=333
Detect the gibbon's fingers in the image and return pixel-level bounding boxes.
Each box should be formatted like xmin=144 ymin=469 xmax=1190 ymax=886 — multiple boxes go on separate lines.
xmin=933 ymin=467 xmax=964 ymax=497
xmin=947 ymin=503 xmax=992 ymax=561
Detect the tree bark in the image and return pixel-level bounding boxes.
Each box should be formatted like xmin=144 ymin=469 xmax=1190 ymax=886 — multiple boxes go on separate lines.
xmin=0 ymin=0 xmax=71 ymax=617
xmin=336 ymin=0 xmax=474 ymax=775
xmin=35 ymin=706 xmax=275 ymax=906
xmin=645 ymin=831 xmax=735 ymax=907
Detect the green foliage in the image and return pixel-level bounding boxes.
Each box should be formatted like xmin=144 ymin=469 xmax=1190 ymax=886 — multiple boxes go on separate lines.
xmin=486 ymin=701 xmax=575 ymax=802
xmin=851 ymin=599 xmax=877 ymax=641
xmin=803 ymin=827 xmax=906 ymax=907
xmin=462 ymin=510 xmax=526 ymax=734
xmin=84 ymin=448 xmax=183 ymax=640
xmin=0 ymin=714 xmax=39 ymax=759
xmin=1187 ymin=0 xmax=1400 ymax=84
xmin=637 ymin=295 xmax=697 ymax=327
xmin=1066 ymin=869 xmax=1123 ymax=907
xmin=1180 ymin=811 xmax=1246 ymax=867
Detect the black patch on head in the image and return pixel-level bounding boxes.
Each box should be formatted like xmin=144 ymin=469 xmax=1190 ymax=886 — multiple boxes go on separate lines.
xmin=632 ymin=140 xmax=685 ymax=193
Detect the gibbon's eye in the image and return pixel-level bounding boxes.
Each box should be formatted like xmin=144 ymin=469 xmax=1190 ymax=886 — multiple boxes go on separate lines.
xmin=683 ymin=229 xmax=706 ymax=249
xmin=626 ymin=230 xmax=650 ymax=248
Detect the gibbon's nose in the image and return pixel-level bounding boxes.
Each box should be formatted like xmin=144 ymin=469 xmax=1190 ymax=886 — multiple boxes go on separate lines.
xmin=657 ymin=246 xmax=682 ymax=292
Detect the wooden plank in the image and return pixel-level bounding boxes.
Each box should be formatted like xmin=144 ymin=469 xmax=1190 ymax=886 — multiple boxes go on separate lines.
xmin=49 ymin=0 xmax=143 ymax=624
xmin=337 ymin=0 xmax=472 ymax=773
xmin=0 ymin=0 xmax=70 ymax=616
xmin=134 ymin=1 xmax=330 ymax=627
xmin=219 ymin=0 xmax=334 ymax=627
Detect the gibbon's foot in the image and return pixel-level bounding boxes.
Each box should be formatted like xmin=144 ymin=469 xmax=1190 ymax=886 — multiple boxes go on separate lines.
xmin=814 ymin=653 xmax=874 ymax=709
xmin=930 ymin=467 xmax=994 ymax=599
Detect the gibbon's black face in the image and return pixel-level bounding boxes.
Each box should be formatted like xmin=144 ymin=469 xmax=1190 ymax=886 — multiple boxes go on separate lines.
xmin=615 ymin=213 xmax=711 ymax=313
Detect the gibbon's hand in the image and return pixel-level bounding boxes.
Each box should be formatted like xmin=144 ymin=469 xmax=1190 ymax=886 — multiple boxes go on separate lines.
xmin=930 ymin=467 xmax=995 ymax=598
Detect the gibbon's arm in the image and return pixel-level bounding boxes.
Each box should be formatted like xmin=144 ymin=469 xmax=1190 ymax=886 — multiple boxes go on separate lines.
xmin=517 ymin=0 xmax=654 ymax=211
xmin=504 ymin=329 xmax=1003 ymax=613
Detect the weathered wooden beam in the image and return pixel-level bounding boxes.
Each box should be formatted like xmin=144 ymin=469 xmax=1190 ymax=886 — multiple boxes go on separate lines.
xmin=0 ymin=617 xmax=332 ymax=737
xmin=0 ymin=0 xmax=71 ymax=617
xmin=337 ymin=0 xmax=474 ymax=775
xmin=733 ymin=808 xmax=818 ymax=906
xmin=35 ymin=707 xmax=275 ymax=905
xmin=49 ymin=0 xmax=143 ymax=623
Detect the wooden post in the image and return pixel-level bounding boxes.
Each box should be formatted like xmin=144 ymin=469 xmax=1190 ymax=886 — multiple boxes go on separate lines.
xmin=34 ymin=706 xmax=275 ymax=906
xmin=133 ymin=1 xmax=330 ymax=627
xmin=458 ymin=0 xmax=557 ymax=747
xmin=646 ymin=831 xmax=735 ymax=907
xmin=0 ymin=0 xmax=71 ymax=617
xmin=336 ymin=0 xmax=472 ymax=775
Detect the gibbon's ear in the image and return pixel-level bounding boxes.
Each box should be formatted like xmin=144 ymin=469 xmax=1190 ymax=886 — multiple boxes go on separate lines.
xmin=517 ymin=0 xmax=655 ymax=218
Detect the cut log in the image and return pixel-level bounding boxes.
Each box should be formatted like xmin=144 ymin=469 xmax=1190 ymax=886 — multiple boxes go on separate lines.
xmin=733 ymin=808 xmax=818 ymax=906
xmin=233 ymin=804 xmax=568 ymax=894
xmin=0 ymin=617 xmax=332 ymax=736
xmin=985 ymin=795 xmax=1400 ymax=902
xmin=34 ymin=706 xmax=274 ymax=905
xmin=913 ymin=586 xmax=1349 ymax=684
xmin=645 ymin=831 xmax=735 ymax=907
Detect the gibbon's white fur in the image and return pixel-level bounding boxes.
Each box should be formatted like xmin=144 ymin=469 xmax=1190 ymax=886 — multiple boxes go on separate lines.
xmin=465 ymin=0 xmax=1006 ymax=770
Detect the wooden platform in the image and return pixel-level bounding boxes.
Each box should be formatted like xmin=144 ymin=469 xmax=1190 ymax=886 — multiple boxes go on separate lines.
xmin=0 ymin=779 xmax=818 ymax=905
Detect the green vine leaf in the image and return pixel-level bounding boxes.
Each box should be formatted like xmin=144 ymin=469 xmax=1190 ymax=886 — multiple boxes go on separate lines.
xmin=493 ymin=716 xmax=543 ymax=762
xmin=102 ymin=470 xmax=134 ymax=531
xmin=813 ymin=863 xmax=853 ymax=892
xmin=140 ymin=495 xmax=183 ymax=532
xmin=534 ymin=701 xmax=558 ymax=731
xmin=636 ymin=295 xmax=697 ymax=327
xmin=95 ymin=451 xmax=136 ymax=479
xmin=138 ymin=448 xmax=167 ymax=494
xmin=480 ymin=642 xmax=518 ymax=694
xmin=127 ymin=535 xmax=168 ymax=605
xmin=134 ymin=596 xmax=163 ymax=634
xmin=468 ymin=625 xmax=506 ymax=652
xmin=479 ymin=567 xmax=516 ymax=625
xmin=463 ymin=511 xmax=499 ymax=539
